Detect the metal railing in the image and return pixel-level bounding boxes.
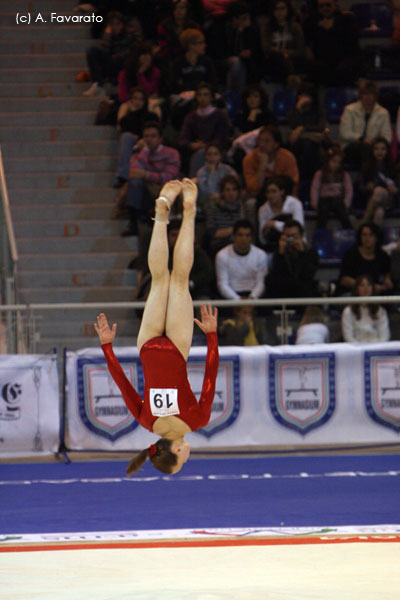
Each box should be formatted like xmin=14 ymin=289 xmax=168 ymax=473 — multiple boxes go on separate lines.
xmin=0 ymin=146 xmax=20 ymax=353
xmin=0 ymin=295 xmax=399 ymax=353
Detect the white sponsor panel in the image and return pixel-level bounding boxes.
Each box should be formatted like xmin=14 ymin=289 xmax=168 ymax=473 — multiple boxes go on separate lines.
xmin=65 ymin=342 xmax=400 ymax=452
xmin=0 ymin=354 xmax=59 ymax=455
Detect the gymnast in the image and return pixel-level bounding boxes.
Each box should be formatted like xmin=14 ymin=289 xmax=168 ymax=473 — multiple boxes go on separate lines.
xmin=95 ymin=179 xmax=219 ymax=475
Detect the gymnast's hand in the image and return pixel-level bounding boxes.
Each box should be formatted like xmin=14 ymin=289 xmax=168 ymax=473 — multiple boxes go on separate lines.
xmin=194 ymin=303 xmax=218 ymax=334
xmin=94 ymin=313 xmax=117 ymax=345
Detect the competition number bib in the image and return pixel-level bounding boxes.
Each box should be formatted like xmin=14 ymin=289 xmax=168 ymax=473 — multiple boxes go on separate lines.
xmin=149 ymin=388 xmax=179 ymax=417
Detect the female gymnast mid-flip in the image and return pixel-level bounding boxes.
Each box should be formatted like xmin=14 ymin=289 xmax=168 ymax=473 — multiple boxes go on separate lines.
xmin=95 ymin=178 xmax=219 ymax=475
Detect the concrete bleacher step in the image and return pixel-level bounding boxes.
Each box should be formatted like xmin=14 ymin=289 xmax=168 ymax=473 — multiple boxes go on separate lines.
xmin=35 ymin=317 xmax=140 ymax=339
xmin=18 ymin=252 xmax=135 ymax=271
xmin=14 ymin=219 xmax=126 ymax=237
xmin=0 ymin=7 xmax=143 ymax=348
xmin=20 ymin=286 xmax=136 ymax=303
xmin=10 ymin=188 xmax=116 ymax=204
xmin=3 ymin=140 xmax=118 ymax=157
xmin=12 ymin=205 xmax=117 ymax=222
xmin=0 ymin=111 xmax=95 ymax=126
xmin=18 ymin=268 xmax=137 ymax=288
xmin=0 ymin=82 xmax=88 ymax=97
xmin=0 ymin=126 xmax=116 ymax=142
xmin=5 ymin=156 xmax=115 ymax=172
xmin=0 ymin=68 xmax=86 ymax=83
xmin=0 ymin=40 xmax=90 ymax=55
xmin=36 ymin=335 xmax=138 ymax=353
xmin=1 ymin=0 xmax=78 ymax=10
xmin=17 ymin=235 xmax=137 ymax=254
xmin=2 ymin=53 xmax=85 ymax=68
xmin=0 ymin=26 xmax=89 ymax=41
xmin=7 ymin=171 xmax=113 ymax=189
xmin=0 ymin=97 xmax=99 ymax=112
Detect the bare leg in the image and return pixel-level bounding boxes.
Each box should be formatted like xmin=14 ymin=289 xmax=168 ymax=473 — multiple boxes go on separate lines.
xmin=165 ymin=179 xmax=197 ymax=360
xmin=137 ymin=181 xmax=182 ymax=352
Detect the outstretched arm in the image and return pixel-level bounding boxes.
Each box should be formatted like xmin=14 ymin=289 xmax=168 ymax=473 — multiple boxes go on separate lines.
xmin=94 ymin=313 xmax=143 ymax=421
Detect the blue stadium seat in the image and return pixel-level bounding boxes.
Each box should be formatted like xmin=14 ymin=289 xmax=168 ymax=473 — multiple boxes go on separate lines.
xmin=324 ymin=87 xmax=358 ymax=123
xmin=222 ymin=89 xmax=241 ymax=120
xmin=298 ymin=179 xmax=311 ymax=209
xmin=272 ymin=88 xmax=297 ymax=123
xmin=351 ymin=3 xmax=393 ymax=36
xmin=312 ymin=228 xmax=356 ymax=266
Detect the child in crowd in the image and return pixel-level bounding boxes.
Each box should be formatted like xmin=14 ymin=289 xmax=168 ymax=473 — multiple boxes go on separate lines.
xmin=219 ymin=305 xmax=265 ymax=346
xmin=310 ymin=147 xmax=353 ymax=229
xmin=341 ymin=274 xmax=390 ymax=343
xmin=296 ymin=306 xmax=329 ymax=344
xmin=359 ymin=137 xmax=399 ymax=226
xmin=195 ymin=143 xmax=237 ymax=212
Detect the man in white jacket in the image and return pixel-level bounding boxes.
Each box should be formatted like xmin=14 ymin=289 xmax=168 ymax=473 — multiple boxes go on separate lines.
xmin=339 ymin=80 xmax=392 ymax=167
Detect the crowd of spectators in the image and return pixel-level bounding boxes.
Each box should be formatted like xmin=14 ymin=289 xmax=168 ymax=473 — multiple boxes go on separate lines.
xmin=75 ymin=0 xmax=400 ymax=344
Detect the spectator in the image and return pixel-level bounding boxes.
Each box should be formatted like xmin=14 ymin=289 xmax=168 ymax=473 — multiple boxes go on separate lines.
xmin=261 ymin=0 xmax=306 ymax=85
xmin=243 ymin=125 xmax=299 ymax=197
xmin=113 ymin=87 xmax=159 ymax=188
xmin=338 ymin=222 xmax=393 ymax=295
xmin=156 ymin=0 xmax=200 ymax=62
xmin=339 ymin=80 xmax=392 ymax=168
xmin=122 ymin=121 xmax=181 ymax=236
xmin=195 ymin=143 xmax=237 ymax=210
xmin=265 ymin=219 xmax=319 ymax=299
xmin=170 ymin=29 xmax=218 ymax=93
xmin=118 ymin=43 xmax=161 ymax=104
xmin=389 ymin=237 xmax=400 ymax=296
xmin=359 ymin=137 xmax=400 ymax=226
xmin=83 ymin=12 xmax=136 ymax=96
xmin=235 ymin=84 xmax=277 ymax=134
xmin=296 ymin=306 xmax=330 ymax=344
xmin=207 ymin=1 xmax=263 ymax=90
xmin=258 ymin=175 xmax=304 ymax=252
xmin=341 ymin=274 xmax=390 ymax=342
xmin=179 ymin=82 xmax=230 ymax=176
xmin=219 ymin=305 xmax=266 ymax=345
xmin=303 ymin=0 xmax=361 ymax=86
xmin=205 ymin=174 xmax=243 ymax=256
xmin=287 ymin=83 xmax=330 ymax=179
xmin=215 ymin=219 xmax=268 ymax=299
xmin=310 ymin=146 xmax=353 ymax=229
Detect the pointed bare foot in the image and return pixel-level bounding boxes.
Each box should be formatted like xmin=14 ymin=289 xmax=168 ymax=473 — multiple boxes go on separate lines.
xmin=181 ymin=178 xmax=197 ymax=213
xmin=155 ymin=180 xmax=182 ymax=221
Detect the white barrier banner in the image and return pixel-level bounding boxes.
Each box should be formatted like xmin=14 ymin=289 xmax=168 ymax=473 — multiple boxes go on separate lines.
xmin=0 ymin=353 xmax=60 ymax=455
xmin=65 ymin=342 xmax=400 ymax=451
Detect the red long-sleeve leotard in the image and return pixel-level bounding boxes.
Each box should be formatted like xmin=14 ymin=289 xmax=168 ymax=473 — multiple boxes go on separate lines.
xmin=101 ymin=333 xmax=219 ymax=432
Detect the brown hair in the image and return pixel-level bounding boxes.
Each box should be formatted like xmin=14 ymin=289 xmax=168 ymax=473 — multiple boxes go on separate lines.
xmin=126 ymin=438 xmax=178 ymax=476
xmin=351 ymin=274 xmax=379 ymax=320
xmin=300 ymin=306 xmax=325 ymax=326
xmin=179 ymin=28 xmax=204 ymax=49
xmin=321 ymin=146 xmax=344 ymax=183
xmin=358 ymin=80 xmax=378 ymax=98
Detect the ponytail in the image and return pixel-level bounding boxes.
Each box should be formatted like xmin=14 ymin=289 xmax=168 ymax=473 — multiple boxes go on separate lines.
xmin=126 ymin=438 xmax=178 ymax=476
